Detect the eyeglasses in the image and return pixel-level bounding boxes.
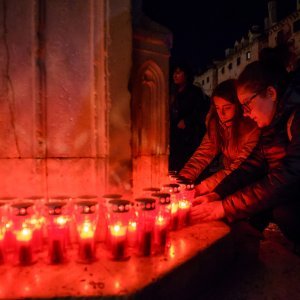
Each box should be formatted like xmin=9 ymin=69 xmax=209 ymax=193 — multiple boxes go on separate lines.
xmin=241 ymin=88 xmax=265 ymax=113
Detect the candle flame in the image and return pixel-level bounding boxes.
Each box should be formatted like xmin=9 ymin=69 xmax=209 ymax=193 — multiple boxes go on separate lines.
xmin=79 ymin=221 xmax=94 ymax=239
xmin=55 ymin=216 xmax=68 ymax=226
xmin=16 ymin=227 xmax=33 ymax=242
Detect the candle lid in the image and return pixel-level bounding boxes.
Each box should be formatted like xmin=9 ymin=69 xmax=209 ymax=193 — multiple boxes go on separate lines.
xmin=162 ymin=183 xmax=180 ymax=193
xmin=108 ymin=199 xmax=131 ymax=213
xmin=45 ymin=201 xmax=66 ymax=215
xmin=11 ymin=202 xmax=34 ymax=216
xmin=151 ymin=193 xmax=171 ymax=205
xmin=135 ymin=198 xmax=156 ymax=210
xmin=76 ymin=200 xmax=98 ymax=214
xmin=102 ymin=194 xmax=122 ymax=200
xmin=177 ymin=180 xmax=195 ymax=190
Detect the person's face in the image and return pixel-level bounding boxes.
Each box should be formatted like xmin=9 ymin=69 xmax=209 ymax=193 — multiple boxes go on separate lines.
xmin=237 ymin=85 xmax=277 ymax=128
xmin=173 ymin=68 xmax=186 ymax=85
xmin=213 ymin=96 xmax=236 ymax=124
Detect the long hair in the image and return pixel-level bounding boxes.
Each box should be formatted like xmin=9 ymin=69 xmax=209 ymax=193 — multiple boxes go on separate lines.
xmin=207 ymin=79 xmax=243 ymax=149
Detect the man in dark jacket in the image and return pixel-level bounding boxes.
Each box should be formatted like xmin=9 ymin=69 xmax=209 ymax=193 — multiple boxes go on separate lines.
xmin=191 ymin=60 xmax=300 ymax=248
xmin=169 ymin=63 xmax=210 ymax=172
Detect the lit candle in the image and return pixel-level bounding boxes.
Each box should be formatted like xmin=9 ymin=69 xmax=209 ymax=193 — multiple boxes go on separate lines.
xmin=170 ymin=201 xmax=179 ymax=230
xmin=78 ymin=221 xmax=95 ymax=262
xmin=110 ymin=223 xmax=127 ymax=260
xmin=0 ymin=230 xmax=5 ymax=264
xmin=16 ymin=227 xmax=33 ymax=265
xmin=138 ymin=229 xmax=153 ymax=256
xmin=178 ymin=199 xmax=191 ymax=228
xmin=48 ymin=216 xmax=68 ymax=264
xmin=127 ymin=220 xmax=137 ymax=247
xmin=155 ymin=215 xmax=168 ymax=253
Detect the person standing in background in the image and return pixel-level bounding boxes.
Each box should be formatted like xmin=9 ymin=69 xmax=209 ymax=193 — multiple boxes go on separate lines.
xmin=169 ymin=62 xmax=210 ymax=172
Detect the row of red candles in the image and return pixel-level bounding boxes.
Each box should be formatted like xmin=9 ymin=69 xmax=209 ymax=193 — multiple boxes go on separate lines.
xmin=0 ymin=180 xmax=195 ymax=265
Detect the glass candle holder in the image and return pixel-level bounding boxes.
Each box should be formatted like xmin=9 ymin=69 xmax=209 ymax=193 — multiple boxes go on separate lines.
xmin=100 ymin=194 xmax=122 ymax=243
xmin=0 ymin=223 xmax=6 ymax=264
xmin=74 ymin=198 xmax=99 ymax=263
xmin=45 ymin=201 xmax=69 ymax=264
xmin=10 ymin=202 xmax=36 ymax=266
xmin=107 ymin=199 xmax=131 ymax=261
xmin=25 ymin=196 xmax=46 ymax=252
xmin=177 ymin=180 xmax=194 ymax=228
xmin=162 ymin=184 xmax=180 ymax=230
xmin=0 ymin=198 xmax=14 ymax=253
xmin=151 ymin=193 xmax=171 ymax=254
xmin=135 ymin=198 xmax=156 ymax=256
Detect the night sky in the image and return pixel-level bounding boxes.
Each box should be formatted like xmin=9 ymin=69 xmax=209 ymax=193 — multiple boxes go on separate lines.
xmin=143 ymin=0 xmax=296 ymax=73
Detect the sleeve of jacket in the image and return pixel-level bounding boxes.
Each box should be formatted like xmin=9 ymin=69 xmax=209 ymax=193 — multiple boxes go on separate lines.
xmin=202 ymin=126 xmax=260 ymax=191
xmin=213 ymin=140 xmax=266 ymax=198
xmin=179 ymin=126 xmax=220 ymax=181
xmin=222 ymin=110 xmax=300 ymax=222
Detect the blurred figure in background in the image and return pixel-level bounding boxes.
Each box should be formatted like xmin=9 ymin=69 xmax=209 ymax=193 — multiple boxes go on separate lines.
xmin=169 ymin=62 xmax=210 ymax=172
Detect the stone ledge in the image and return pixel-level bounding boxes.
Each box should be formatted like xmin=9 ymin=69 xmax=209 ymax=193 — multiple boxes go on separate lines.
xmin=0 ymin=221 xmax=234 ymax=299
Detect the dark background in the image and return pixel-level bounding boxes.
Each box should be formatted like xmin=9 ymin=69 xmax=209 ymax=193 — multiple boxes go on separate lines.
xmin=143 ymin=0 xmax=296 ymax=73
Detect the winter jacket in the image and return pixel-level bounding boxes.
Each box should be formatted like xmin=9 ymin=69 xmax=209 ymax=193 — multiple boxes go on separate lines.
xmin=214 ymin=70 xmax=300 ymax=222
xmin=179 ymin=116 xmax=260 ymax=191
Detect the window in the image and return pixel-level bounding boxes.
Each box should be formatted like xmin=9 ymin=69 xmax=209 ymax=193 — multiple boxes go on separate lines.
xmin=246 ymin=51 xmax=251 ymax=60
xmin=237 ymin=57 xmax=241 ymax=66
xmin=221 ymin=67 xmax=225 ymax=74
xmin=202 ymin=80 xmax=204 ymax=85
xmin=206 ymin=77 xmax=210 ymax=83
xmin=228 ymin=63 xmax=232 ymax=70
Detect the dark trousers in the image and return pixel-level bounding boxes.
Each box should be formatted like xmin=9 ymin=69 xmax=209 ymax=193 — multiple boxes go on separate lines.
xmin=245 ymin=201 xmax=300 ymax=244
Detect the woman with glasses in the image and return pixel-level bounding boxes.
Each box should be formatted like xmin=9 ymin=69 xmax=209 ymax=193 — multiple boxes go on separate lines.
xmin=179 ymin=79 xmax=260 ymax=196
xmin=191 ymin=53 xmax=300 ymax=255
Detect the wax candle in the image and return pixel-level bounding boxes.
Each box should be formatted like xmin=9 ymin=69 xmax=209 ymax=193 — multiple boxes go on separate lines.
xmin=127 ymin=220 xmax=137 ymax=247
xmin=16 ymin=228 xmax=33 ymax=265
xmin=178 ymin=199 xmax=191 ymax=228
xmin=0 ymin=230 xmax=5 ymax=264
xmin=110 ymin=223 xmax=127 ymax=260
xmin=155 ymin=215 xmax=168 ymax=248
xmin=78 ymin=221 xmax=95 ymax=263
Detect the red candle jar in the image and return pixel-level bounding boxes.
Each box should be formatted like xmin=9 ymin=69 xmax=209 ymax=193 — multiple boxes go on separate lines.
xmin=0 ymin=224 xmax=6 ymax=264
xmin=177 ymin=180 xmax=194 ymax=228
xmin=135 ymin=198 xmax=156 ymax=256
xmin=10 ymin=202 xmax=36 ymax=266
xmin=100 ymin=194 xmax=122 ymax=243
xmin=74 ymin=198 xmax=99 ymax=263
xmin=45 ymin=201 xmax=69 ymax=264
xmin=151 ymin=193 xmax=171 ymax=254
xmin=161 ymin=184 xmax=180 ymax=230
xmin=25 ymin=196 xmax=46 ymax=252
xmin=107 ymin=199 xmax=131 ymax=261
xmin=0 ymin=198 xmax=14 ymax=252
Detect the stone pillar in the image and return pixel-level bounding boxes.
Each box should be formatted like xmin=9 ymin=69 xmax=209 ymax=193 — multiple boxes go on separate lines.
xmin=131 ymin=15 xmax=172 ymax=193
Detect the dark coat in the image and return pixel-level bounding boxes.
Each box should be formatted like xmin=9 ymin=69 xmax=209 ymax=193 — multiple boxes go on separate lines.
xmin=214 ymin=70 xmax=300 ymax=222
xmin=170 ymin=84 xmax=210 ymax=171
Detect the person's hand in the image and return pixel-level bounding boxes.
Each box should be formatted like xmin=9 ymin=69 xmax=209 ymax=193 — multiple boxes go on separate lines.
xmin=195 ymin=181 xmax=210 ymax=196
xmin=190 ymin=201 xmax=225 ymax=223
xmin=192 ymin=192 xmax=221 ymax=206
xmin=177 ymin=119 xmax=186 ymax=129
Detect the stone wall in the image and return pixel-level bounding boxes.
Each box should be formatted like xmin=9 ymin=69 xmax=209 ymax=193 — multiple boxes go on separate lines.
xmin=0 ymin=0 xmax=132 ymax=198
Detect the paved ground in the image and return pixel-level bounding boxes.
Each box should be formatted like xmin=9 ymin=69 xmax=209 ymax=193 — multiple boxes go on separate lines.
xmin=204 ymin=224 xmax=300 ymax=300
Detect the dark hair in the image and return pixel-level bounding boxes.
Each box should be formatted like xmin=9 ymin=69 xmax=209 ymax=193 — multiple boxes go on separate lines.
xmin=172 ymin=62 xmax=194 ymax=83
xmin=207 ymin=79 xmax=243 ymax=149
xmin=238 ymin=54 xmax=288 ymax=97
